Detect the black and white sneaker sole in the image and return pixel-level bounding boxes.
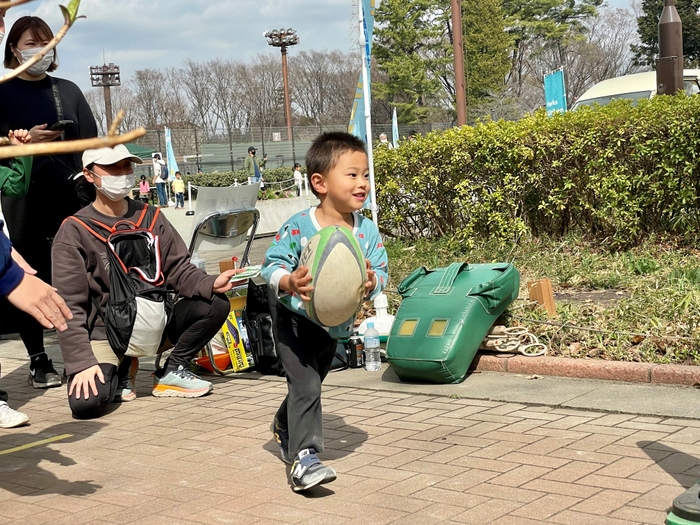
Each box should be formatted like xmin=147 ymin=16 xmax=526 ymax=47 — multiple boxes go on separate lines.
xmin=292 ymin=466 xmax=337 ymax=492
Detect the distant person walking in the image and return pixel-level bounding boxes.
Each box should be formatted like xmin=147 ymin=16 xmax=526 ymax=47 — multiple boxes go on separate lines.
xmin=152 ymin=153 xmax=168 ymax=207
xmin=244 ymin=146 xmax=267 ymax=186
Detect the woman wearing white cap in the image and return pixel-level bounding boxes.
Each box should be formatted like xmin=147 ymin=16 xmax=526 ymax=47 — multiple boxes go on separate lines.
xmin=51 ymin=145 xmax=239 ymax=419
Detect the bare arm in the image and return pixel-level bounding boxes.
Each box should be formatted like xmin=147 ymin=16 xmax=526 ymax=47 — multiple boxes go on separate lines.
xmin=7 ymin=274 xmax=72 ymax=331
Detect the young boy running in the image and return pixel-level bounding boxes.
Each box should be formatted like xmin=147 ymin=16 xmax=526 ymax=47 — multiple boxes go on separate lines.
xmin=261 ymin=132 xmax=388 ymax=492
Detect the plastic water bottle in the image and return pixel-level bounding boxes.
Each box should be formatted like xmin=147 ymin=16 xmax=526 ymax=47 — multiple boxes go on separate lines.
xmin=190 ymin=251 xmax=207 ymax=271
xmin=364 ymin=322 xmax=381 ymax=372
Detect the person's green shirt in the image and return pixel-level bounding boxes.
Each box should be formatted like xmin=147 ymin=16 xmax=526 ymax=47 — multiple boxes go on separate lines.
xmin=0 ymin=156 xmax=32 ymax=197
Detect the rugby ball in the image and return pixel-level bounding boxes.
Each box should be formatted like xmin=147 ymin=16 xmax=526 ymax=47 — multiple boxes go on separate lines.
xmin=299 ymin=226 xmax=367 ymax=326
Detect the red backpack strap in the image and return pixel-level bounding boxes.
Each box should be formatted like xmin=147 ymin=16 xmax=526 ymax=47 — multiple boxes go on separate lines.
xmin=134 ymin=205 xmax=150 ymax=228
xmin=65 ymin=216 xmax=108 ymax=243
xmin=112 ymin=205 xmax=155 ymax=232
xmin=146 ymin=206 xmax=161 ymax=232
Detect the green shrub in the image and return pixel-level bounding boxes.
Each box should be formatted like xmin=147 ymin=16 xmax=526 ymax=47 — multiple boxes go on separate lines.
xmin=181 ymin=167 xmax=296 ymax=201
xmin=182 ymin=167 xmax=294 ymax=189
xmin=374 ymin=94 xmax=700 ymax=249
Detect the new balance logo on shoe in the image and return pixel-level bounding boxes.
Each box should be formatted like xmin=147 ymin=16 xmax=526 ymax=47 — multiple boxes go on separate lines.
xmin=290 ymin=448 xmax=336 ymax=492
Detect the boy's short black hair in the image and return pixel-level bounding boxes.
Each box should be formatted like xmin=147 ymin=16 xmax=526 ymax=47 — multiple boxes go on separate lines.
xmin=305 ymin=132 xmax=366 ymax=197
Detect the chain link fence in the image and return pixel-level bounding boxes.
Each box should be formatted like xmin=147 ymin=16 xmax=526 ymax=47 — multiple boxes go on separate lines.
xmin=133 ymin=122 xmax=453 ymax=178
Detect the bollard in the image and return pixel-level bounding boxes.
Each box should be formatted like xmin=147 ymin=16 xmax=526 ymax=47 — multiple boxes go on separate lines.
xmin=185 ymin=181 xmax=194 ymax=216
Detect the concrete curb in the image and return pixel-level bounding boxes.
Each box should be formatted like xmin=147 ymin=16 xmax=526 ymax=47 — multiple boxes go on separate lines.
xmin=470 ymin=353 xmax=700 ymax=386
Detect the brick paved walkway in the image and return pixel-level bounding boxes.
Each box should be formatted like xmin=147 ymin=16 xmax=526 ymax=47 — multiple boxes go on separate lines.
xmin=1 ymin=351 xmax=699 ymax=525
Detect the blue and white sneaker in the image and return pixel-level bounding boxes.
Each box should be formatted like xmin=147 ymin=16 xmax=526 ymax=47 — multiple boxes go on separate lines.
xmin=152 ymin=365 xmax=213 ymax=398
xmin=290 ymin=448 xmax=336 ymax=492
xmin=271 ymin=418 xmax=293 ymax=464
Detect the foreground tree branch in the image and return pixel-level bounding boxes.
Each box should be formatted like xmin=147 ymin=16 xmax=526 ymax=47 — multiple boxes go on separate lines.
xmin=0 ymin=127 xmax=146 ymax=160
xmin=0 ymin=0 xmax=35 ymax=9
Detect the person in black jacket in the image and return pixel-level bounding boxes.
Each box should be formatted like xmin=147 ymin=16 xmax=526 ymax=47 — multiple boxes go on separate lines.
xmin=0 ymin=219 xmax=72 ymax=427
xmin=0 ymin=16 xmax=97 ymax=389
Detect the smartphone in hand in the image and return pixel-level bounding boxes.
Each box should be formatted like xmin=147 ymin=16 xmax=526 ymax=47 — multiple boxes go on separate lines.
xmin=48 ymin=120 xmax=74 ymax=131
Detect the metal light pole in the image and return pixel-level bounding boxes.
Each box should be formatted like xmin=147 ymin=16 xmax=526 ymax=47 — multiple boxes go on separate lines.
xmin=656 ymin=0 xmax=684 ymax=96
xmin=451 ymin=0 xmax=467 ymax=126
xmin=90 ymin=63 xmax=121 ymax=129
xmin=264 ymin=28 xmax=299 ymax=165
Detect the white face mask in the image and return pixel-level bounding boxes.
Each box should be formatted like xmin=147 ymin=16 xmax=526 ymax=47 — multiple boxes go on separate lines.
xmin=91 ymin=172 xmax=135 ymax=202
xmin=17 ymin=48 xmax=54 ymax=76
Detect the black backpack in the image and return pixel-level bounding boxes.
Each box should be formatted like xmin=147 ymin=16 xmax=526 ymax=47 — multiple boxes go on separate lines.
xmin=242 ymin=276 xmax=350 ymax=375
xmin=243 ymin=276 xmax=285 ymax=376
xmin=160 ymin=163 xmax=169 ymax=181
xmin=67 ymin=206 xmax=174 ymax=357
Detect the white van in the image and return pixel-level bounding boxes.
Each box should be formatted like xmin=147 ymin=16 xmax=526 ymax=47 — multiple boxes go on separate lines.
xmin=572 ymin=69 xmax=700 ymax=110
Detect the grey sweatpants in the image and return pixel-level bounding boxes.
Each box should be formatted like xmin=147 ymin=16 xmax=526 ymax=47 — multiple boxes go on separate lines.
xmin=274 ymin=306 xmax=337 ymax=456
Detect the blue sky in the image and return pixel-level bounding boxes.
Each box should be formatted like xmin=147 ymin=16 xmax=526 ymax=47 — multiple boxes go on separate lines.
xmin=4 ymin=0 xmax=634 ymax=93
xmin=4 ymin=0 xmax=357 ymax=91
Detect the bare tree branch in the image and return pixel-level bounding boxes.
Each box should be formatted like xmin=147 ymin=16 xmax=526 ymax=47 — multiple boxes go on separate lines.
xmin=0 ymin=0 xmax=34 ymax=9
xmin=0 ymin=127 xmax=146 ymax=160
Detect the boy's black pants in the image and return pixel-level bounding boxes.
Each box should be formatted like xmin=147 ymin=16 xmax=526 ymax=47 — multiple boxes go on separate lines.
xmin=274 ymin=305 xmax=337 ymax=456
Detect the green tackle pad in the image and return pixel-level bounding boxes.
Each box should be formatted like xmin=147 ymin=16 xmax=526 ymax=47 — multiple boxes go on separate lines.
xmin=386 ymin=262 xmax=520 ymax=384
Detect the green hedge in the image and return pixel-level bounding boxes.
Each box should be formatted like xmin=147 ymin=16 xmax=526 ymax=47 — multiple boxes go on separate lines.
xmin=182 ymin=167 xmax=297 ymax=200
xmin=183 ymin=167 xmax=294 ymax=188
xmin=374 ymin=94 xmax=700 ymax=249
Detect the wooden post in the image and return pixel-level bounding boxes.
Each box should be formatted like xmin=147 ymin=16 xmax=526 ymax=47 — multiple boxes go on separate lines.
xmin=527 ymin=279 xmax=556 ymax=317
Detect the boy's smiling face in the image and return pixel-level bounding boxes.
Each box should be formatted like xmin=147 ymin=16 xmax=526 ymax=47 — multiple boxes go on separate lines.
xmin=312 ymin=150 xmax=369 ymax=214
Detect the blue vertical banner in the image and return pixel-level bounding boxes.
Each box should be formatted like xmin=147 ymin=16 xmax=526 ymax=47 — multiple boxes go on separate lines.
xmin=164 ymin=127 xmax=179 ymax=179
xmin=391 ymin=106 xmax=399 ymax=148
xmin=349 ymin=0 xmax=379 ymax=221
xmin=544 ymin=69 xmax=567 ymax=117
xmin=349 ymin=80 xmax=367 ymax=142
xmin=348 ymin=0 xmax=376 ymax=142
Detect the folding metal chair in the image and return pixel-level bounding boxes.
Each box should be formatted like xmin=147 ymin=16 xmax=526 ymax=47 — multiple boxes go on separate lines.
xmin=156 ymin=183 xmax=261 ymax=375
